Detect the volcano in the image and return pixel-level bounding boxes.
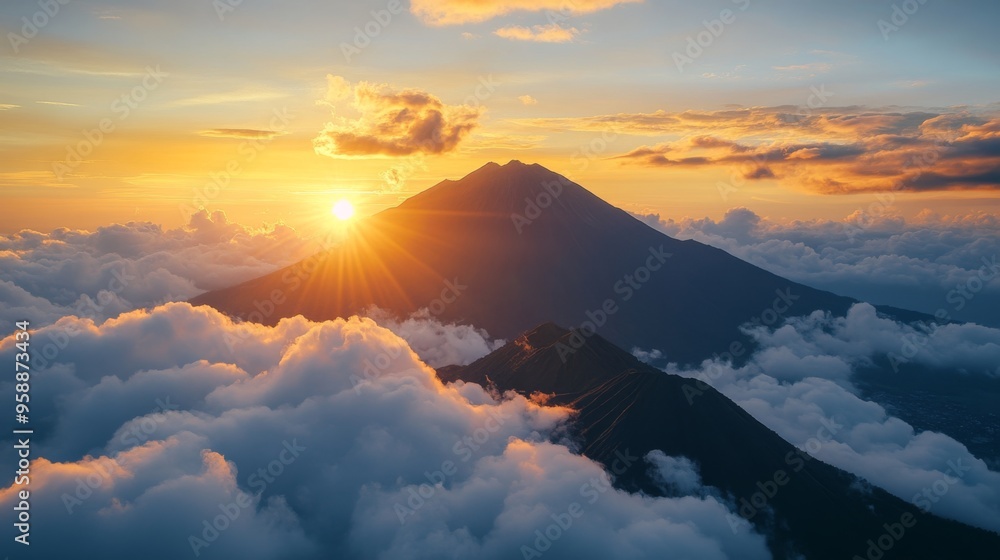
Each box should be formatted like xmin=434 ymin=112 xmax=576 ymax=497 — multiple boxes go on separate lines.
xmin=439 ymin=323 xmax=1000 ymax=560
xmin=192 ymin=160 xmax=920 ymax=365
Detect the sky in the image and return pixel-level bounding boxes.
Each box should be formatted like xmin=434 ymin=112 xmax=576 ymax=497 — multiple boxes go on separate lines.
xmin=3 ymin=3 xmax=1000 ymax=557
xmin=2 ymin=0 xmax=999 ymax=234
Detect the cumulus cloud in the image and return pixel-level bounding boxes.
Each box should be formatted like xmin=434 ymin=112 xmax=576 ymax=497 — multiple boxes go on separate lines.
xmin=0 ymin=210 xmax=316 ymax=330
xmin=362 ymin=307 xmax=505 ymax=368
xmin=656 ymin=303 xmax=1000 ymax=533
xmin=409 ymin=0 xmax=641 ymax=25
xmin=314 ymin=76 xmax=481 ymax=158
xmin=634 ymin=208 xmax=1000 ymax=327
xmin=0 ymin=304 xmax=769 ymax=559
xmin=519 ymin=95 xmax=538 ymax=106
xmin=494 ymin=24 xmax=580 ymax=43
xmin=520 ymin=106 xmax=1000 ymax=193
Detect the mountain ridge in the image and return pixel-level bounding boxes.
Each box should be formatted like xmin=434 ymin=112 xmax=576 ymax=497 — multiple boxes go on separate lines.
xmin=190 ymin=160 xmax=927 ymax=365
xmin=439 ymin=322 xmax=1000 ymax=560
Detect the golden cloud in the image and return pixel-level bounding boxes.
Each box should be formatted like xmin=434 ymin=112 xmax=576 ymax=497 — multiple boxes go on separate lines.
xmin=410 ymin=0 xmax=641 ymax=25
xmin=494 ymin=24 xmax=580 ymax=43
xmin=314 ymin=76 xmax=481 ymax=157
xmin=556 ymin=106 xmax=1000 ymax=194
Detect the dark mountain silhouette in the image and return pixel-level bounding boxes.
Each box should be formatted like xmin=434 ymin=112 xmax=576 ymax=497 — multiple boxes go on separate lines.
xmin=192 ymin=160 xmax=923 ymax=365
xmin=439 ymin=323 xmax=1000 ymax=560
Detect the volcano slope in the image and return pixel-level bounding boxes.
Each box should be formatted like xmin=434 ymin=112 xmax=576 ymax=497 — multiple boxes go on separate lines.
xmin=438 ymin=323 xmax=999 ymax=560
xmin=192 ymin=160 xmax=925 ymax=366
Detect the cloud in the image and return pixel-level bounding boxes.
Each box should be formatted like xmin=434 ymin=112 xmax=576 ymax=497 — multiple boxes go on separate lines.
xmin=519 ymin=95 xmax=538 ymax=106
xmin=167 ymin=89 xmax=289 ymax=108
xmin=656 ymin=303 xmax=1000 ymax=534
xmin=0 ymin=210 xmax=316 ymax=329
xmin=771 ymin=62 xmax=832 ymax=74
xmin=0 ymin=304 xmax=770 ymax=559
xmin=494 ymin=24 xmax=580 ymax=43
xmin=362 ymin=307 xmax=506 ymax=369
xmin=409 ymin=0 xmax=641 ymax=25
xmin=199 ymin=129 xmax=288 ymax=139
xmin=314 ymin=77 xmax=481 ymax=157
xmin=647 ymin=452 xmax=709 ymax=497
xmin=520 ymin=106 xmax=1000 ymax=194
xmin=634 ymin=208 xmax=1000 ymax=327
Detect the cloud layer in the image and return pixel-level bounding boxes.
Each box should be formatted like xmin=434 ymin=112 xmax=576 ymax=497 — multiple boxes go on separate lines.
xmin=635 ymin=207 xmax=1000 ymax=327
xmin=0 ymin=210 xmax=316 ymax=330
xmin=655 ymin=303 xmax=1000 ymax=533
xmin=0 ymin=304 xmax=770 ymax=559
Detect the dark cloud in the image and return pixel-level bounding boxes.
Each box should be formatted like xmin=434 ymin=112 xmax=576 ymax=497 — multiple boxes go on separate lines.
xmin=524 ymin=107 xmax=1000 ymax=193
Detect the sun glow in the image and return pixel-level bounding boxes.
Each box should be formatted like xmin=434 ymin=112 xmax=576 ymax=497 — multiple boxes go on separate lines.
xmin=332 ymin=200 xmax=355 ymax=221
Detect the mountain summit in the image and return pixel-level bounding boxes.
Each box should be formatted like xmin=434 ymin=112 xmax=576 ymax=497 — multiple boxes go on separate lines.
xmin=193 ymin=161 xmax=894 ymax=364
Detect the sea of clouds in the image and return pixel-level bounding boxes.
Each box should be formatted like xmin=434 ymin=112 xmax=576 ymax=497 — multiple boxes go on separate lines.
xmin=1 ymin=210 xmax=998 ymax=558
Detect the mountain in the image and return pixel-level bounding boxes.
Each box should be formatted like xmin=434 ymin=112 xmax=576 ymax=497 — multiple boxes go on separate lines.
xmin=193 ymin=160 xmax=919 ymax=365
xmin=439 ymin=323 xmax=1000 ymax=560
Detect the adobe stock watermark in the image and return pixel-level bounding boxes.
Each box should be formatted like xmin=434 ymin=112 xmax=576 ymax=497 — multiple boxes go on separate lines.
xmin=53 ymin=65 xmax=168 ymax=180
xmin=556 ymin=246 xmax=673 ymax=362
xmin=394 ymin=406 xmax=507 ymax=524
xmin=180 ymin=107 xmax=293 ymax=219
xmin=7 ymin=0 xmax=74 ymax=54
xmin=512 ymin=129 xmax=620 ymax=234
xmin=33 ymin=266 xmax=137 ymax=370
xmin=519 ymin=447 xmax=638 ymax=559
xmin=348 ymin=278 xmax=468 ymax=393
xmin=887 ymin=255 xmax=998 ymax=372
xmin=718 ymin=85 xmax=834 ymax=202
xmin=673 ymin=0 xmax=751 ymax=73
xmin=683 ymin=288 xmax=800 ymax=404
xmin=851 ymin=458 xmax=970 ymax=560
xmin=188 ymin=439 xmax=306 ymax=557
xmin=726 ymin=416 xmax=842 ymax=533
xmin=61 ymin=397 xmax=179 ymax=514
xmin=511 ymin=176 xmax=571 ymax=234
xmin=340 ymin=0 xmax=405 ymax=63
xmin=842 ymin=139 xmax=946 ymax=239
xmin=878 ymin=0 xmax=928 ymax=41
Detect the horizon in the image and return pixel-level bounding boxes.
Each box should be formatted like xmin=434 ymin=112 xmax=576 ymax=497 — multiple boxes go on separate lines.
xmin=3 ymin=0 xmax=1000 ymax=234
xmin=2 ymin=2 xmax=1000 ymax=559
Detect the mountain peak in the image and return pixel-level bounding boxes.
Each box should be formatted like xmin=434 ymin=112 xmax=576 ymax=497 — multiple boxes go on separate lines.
xmin=192 ymin=161 xmax=859 ymax=366
xmin=520 ymin=322 xmax=569 ymax=349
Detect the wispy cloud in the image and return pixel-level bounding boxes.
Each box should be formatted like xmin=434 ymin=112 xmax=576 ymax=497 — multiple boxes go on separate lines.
xmin=167 ymin=89 xmax=289 ymax=108
xmin=199 ymin=128 xmax=288 ymax=139
xmin=410 ymin=0 xmax=641 ymax=25
xmin=494 ymin=24 xmax=580 ymax=43
xmin=36 ymin=101 xmax=81 ymax=107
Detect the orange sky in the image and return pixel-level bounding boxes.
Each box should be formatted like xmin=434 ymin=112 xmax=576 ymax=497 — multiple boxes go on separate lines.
xmin=2 ymin=0 xmax=998 ymax=234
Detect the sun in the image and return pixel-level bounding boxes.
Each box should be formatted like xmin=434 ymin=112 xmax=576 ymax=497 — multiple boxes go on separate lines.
xmin=331 ymin=200 xmax=355 ymax=221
